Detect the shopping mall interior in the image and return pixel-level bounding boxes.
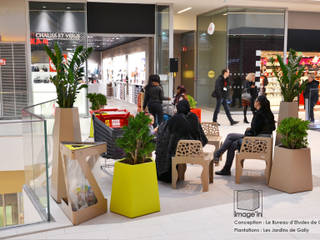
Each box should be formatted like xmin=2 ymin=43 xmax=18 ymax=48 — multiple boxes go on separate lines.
xmin=2 ymin=0 xmax=320 ymax=239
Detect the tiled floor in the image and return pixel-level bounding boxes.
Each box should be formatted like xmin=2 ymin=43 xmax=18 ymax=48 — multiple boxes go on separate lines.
xmin=6 ymin=99 xmax=320 ymax=239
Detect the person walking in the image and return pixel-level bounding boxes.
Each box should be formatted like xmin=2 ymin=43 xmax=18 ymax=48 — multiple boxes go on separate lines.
xmin=242 ymin=73 xmax=258 ymax=123
xmin=143 ymin=74 xmax=171 ymax=127
xmin=212 ymin=69 xmax=239 ymax=125
xmin=304 ymin=73 xmax=319 ymax=123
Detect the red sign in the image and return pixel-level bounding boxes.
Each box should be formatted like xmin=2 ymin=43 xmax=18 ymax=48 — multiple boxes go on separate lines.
xmin=49 ymin=54 xmax=67 ymax=72
xmin=30 ymin=38 xmax=49 ymax=46
xmin=0 ymin=59 xmax=6 ymax=66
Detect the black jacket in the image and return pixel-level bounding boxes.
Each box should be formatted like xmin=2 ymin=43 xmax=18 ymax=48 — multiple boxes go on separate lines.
xmin=304 ymin=80 xmax=319 ymax=104
xmin=214 ymin=75 xmax=229 ymax=99
xmin=155 ymin=101 xmax=208 ymax=183
xmin=143 ymin=85 xmax=170 ymax=110
xmin=244 ymin=81 xmax=258 ymax=98
xmin=245 ymin=109 xmax=275 ymax=136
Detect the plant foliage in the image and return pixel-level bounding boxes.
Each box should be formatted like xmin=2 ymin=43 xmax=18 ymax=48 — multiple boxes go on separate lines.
xmin=116 ymin=112 xmax=155 ymax=165
xmin=270 ymin=49 xmax=307 ymax=102
xmin=44 ymin=43 xmax=93 ymax=108
xmin=187 ymin=95 xmax=197 ymax=109
xmin=87 ymin=93 xmax=107 ymax=110
xmin=277 ymin=117 xmax=309 ymax=149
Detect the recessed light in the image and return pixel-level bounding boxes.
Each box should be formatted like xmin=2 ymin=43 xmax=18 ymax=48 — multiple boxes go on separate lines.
xmin=177 ymin=7 xmax=192 ymax=14
xmin=223 ymin=13 xmax=228 ymax=16
xmin=42 ymin=6 xmax=47 ymax=9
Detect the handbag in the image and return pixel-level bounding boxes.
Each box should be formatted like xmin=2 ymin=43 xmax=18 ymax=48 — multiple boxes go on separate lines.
xmin=211 ymin=90 xmax=217 ymax=98
xmin=241 ymin=88 xmax=251 ymax=102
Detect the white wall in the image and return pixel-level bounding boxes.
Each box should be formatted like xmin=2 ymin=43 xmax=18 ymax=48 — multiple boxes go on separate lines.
xmin=0 ymin=136 xmax=24 ymax=171
xmin=0 ymin=0 xmax=27 ymax=42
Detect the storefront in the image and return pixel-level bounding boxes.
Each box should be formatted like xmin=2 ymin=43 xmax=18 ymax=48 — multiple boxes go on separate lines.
xmin=196 ymin=7 xmax=286 ymax=110
xmin=27 ymin=1 xmax=173 ymax=115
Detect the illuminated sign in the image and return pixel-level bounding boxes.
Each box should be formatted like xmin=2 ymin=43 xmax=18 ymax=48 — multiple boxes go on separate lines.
xmin=0 ymin=59 xmax=6 ymax=66
xmin=30 ymin=38 xmax=49 ymax=45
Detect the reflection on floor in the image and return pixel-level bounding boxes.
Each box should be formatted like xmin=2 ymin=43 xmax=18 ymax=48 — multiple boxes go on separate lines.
xmin=5 ymin=98 xmax=320 ymax=239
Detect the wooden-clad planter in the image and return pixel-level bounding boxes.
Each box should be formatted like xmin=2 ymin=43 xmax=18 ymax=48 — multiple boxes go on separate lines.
xmin=51 ymin=108 xmax=81 ymax=203
xmin=269 ymin=146 xmax=313 ymax=193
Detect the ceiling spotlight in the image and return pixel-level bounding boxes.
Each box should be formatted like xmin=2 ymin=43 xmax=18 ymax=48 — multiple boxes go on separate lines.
xmin=177 ymin=7 xmax=192 ymax=14
xmin=66 ymin=6 xmax=71 ymax=10
xmin=223 ymin=13 xmax=228 ymax=16
xmin=116 ymin=37 xmax=120 ymax=40
xmin=42 ymin=6 xmax=47 ymax=9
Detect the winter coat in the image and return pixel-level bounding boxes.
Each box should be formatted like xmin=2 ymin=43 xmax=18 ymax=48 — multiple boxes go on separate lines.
xmin=155 ymin=100 xmax=208 ymax=183
xmin=245 ymin=109 xmax=275 ymax=136
xmin=143 ymin=85 xmax=170 ymax=110
xmin=213 ymin=75 xmax=230 ymax=99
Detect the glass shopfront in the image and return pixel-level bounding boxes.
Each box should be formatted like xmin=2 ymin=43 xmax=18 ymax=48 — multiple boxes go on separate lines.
xmin=29 ymin=2 xmax=88 ymax=115
xmin=197 ymin=7 xmax=285 ymax=109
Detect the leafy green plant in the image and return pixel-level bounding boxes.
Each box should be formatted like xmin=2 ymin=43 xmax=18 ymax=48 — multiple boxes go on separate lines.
xmin=270 ymin=49 xmax=307 ymax=102
xmin=187 ymin=95 xmax=197 ymax=109
xmin=116 ymin=112 xmax=155 ymax=165
xmin=277 ymin=117 xmax=309 ymax=149
xmin=44 ymin=43 xmax=93 ymax=108
xmin=87 ymin=93 xmax=107 ymax=110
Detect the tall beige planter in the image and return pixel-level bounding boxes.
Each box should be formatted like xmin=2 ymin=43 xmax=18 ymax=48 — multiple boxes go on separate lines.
xmin=276 ymin=102 xmax=299 ymax=145
xmin=51 ymin=108 xmax=81 ymax=203
xmin=269 ymin=146 xmax=313 ymax=193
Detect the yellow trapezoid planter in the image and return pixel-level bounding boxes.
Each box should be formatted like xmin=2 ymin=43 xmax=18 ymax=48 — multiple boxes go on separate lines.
xmin=110 ymin=159 xmax=160 ymax=218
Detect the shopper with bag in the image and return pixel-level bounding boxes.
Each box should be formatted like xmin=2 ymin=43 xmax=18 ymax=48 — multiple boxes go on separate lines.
xmin=212 ymin=69 xmax=239 ymax=126
xmin=242 ymin=73 xmax=258 ymax=123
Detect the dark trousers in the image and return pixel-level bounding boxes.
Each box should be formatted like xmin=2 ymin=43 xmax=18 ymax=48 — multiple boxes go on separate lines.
xmin=215 ymin=133 xmax=243 ymax=172
xmin=309 ymin=100 xmax=316 ymax=122
xmin=213 ymin=97 xmax=234 ymax=123
xmin=148 ymin=102 xmax=164 ymax=128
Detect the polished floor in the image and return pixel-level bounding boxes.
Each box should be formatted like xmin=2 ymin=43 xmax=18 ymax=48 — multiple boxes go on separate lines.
xmin=4 ymin=99 xmax=320 ymax=240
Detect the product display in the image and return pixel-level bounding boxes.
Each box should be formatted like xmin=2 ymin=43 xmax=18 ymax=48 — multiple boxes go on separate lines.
xmin=259 ymin=50 xmax=320 ymax=107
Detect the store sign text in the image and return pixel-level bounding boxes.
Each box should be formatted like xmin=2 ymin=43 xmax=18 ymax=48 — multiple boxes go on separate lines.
xmin=30 ymin=38 xmax=49 ymax=45
xmin=0 ymin=59 xmax=6 ymax=66
xmin=33 ymin=32 xmax=82 ymax=41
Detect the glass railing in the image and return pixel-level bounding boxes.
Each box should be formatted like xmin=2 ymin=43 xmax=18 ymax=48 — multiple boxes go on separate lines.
xmin=0 ymin=118 xmax=49 ymax=229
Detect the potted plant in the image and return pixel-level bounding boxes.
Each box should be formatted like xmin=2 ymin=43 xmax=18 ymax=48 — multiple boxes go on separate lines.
xmin=87 ymin=93 xmax=107 ymax=111
xmin=44 ymin=43 xmax=92 ymax=203
xmin=269 ymin=117 xmax=312 ymax=193
xmin=270 ymin=49 xmax=307 ymax=144
xmin=187 ymin=95 xmax=202 ymax=122
xmin=110 ymin=112 xmax=160 ymax=218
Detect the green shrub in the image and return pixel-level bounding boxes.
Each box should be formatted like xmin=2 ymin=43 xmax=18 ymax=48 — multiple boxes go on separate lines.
xmin=44 ymin=43 xmax=92 ymax=108
xmin=116 ymin=112 xmax=155 ymax=165
xmin=277 ymin=117 xmax=309 ymax=149
xmin=270 ymin=49 xmax=307 ymax=102
xmin=87 ymin=93 xmax=107 ymax=110
xmin=187 ymin=95 xmax=197 ymax=108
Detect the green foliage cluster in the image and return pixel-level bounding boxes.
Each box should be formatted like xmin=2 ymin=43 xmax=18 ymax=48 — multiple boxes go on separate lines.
xmin=87 ymin=93 xmax=107 ymax=110
xmin=277 ymin=117 xmax=309 ymax=149
xmin=187 ymin=95 xmax=197 ymax=109
xmin=116 ymin=112 xmax=155 ymax=165
xmin=44 ymin=43 xmax=93 ymax=108
xmin=270 ymin=49 xmax=307 ymax=102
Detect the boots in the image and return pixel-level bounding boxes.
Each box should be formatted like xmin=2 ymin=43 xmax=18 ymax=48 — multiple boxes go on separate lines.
xmin=244 ymin=116 xmax=249 ymax=124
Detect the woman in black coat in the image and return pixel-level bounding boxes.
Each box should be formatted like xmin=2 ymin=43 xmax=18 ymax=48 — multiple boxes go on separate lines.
xmin=215 ymin=95 xmax=275 ymax=176
xmin=155 ymin=100 xmax=208 ymax=182
xmin=143 ymin=74 xmax=171 ymax=127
